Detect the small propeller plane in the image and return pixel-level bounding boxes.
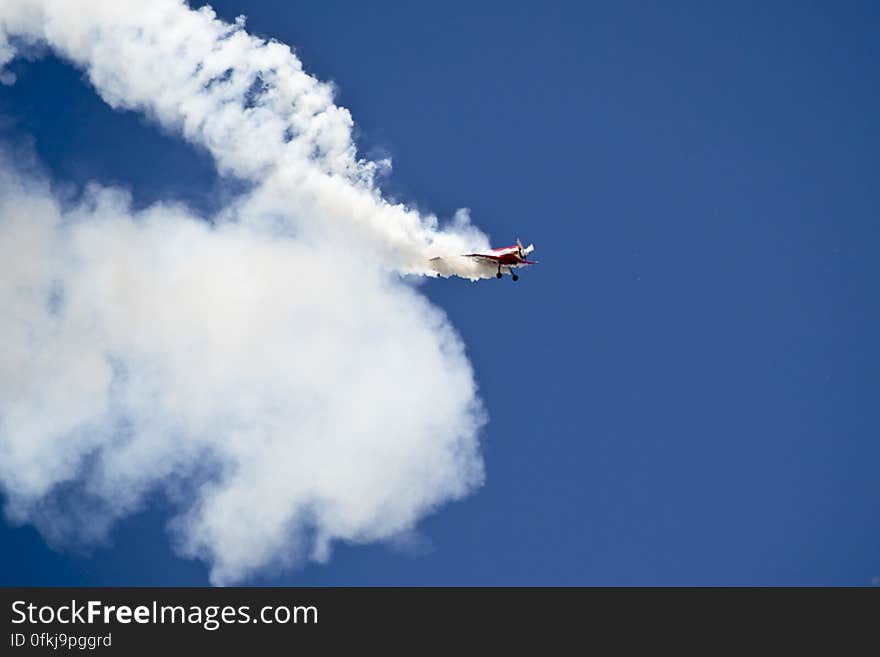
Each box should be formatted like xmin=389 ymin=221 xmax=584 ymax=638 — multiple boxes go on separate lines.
xmin=431 ymin=238 xmax=537 ymax=281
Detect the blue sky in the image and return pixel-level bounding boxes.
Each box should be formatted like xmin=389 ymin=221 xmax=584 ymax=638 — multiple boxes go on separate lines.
xmin=1 ymin=0 xmax=879 ymax=585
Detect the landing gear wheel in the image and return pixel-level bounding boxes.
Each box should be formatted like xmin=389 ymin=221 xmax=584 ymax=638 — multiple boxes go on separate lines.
xmin=496 ymin=272 xmax=502 ymax=279
xmin=512 ymin=274 xmax=519 ymax=281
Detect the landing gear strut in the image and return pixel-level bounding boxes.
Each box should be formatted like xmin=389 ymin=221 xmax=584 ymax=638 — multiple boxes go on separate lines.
xmin=496 ymin=265 xmax=519 ymax=281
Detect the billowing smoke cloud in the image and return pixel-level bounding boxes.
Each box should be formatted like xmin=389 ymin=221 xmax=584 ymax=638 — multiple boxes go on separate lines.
xmin=0 ymin=1 xmax=489 ymax=583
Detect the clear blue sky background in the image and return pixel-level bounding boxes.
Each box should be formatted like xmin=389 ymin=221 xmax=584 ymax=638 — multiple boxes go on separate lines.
xmin=1 ymin=1 xmax=878 ymax=585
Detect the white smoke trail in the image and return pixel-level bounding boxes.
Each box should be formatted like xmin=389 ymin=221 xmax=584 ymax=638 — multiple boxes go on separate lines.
xmin=0 ymin=1 xmax=489 ymax=583
xmin=0 ymin=0 xmax=491 ymax=267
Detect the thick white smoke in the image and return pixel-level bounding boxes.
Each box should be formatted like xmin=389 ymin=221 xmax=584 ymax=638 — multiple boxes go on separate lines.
xmin=0 ymin=1 xmax=489 ymax=583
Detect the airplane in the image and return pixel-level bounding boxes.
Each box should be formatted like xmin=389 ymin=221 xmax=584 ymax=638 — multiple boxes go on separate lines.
xmin=431 ymin=238 xmax=537 ymax=281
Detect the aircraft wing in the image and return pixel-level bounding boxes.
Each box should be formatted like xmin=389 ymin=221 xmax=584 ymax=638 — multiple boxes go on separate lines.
xmin=464 ymin=253 xmax=537 ymax=265
xmin=465 ymin=253 xmax=538 ymax=266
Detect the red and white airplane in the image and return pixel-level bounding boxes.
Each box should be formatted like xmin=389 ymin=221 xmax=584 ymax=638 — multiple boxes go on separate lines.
xmin=431 ymin=238 xmax=537 ymax=281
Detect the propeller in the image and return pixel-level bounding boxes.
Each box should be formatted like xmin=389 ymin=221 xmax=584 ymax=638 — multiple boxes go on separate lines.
xmin=516 ymin=238 xmax=535 ymax=259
